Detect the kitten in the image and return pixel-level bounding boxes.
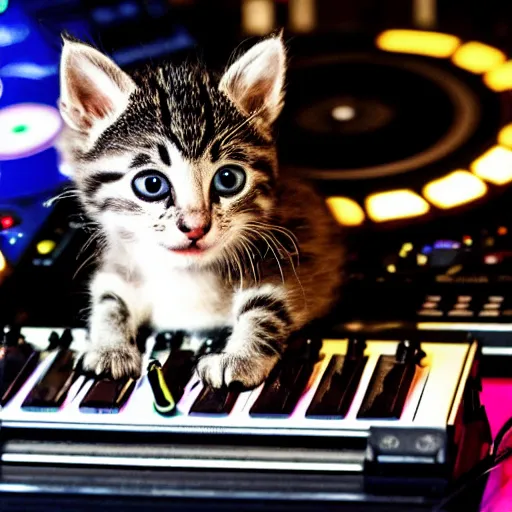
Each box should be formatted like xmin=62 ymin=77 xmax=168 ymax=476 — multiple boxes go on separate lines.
xmin=57 ymin=32 xmax=345 ymax=389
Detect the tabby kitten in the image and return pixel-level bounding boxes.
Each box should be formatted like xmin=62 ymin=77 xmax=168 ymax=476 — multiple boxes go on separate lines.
xmin=57 ymin=33 xmax=344 ymax=389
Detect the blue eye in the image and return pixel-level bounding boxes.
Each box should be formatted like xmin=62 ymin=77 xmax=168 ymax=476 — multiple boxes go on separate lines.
xmin=212 ymin=166 xmax=246 ymax=197
xmin=132 ymin=171 xmax=170 ymax=201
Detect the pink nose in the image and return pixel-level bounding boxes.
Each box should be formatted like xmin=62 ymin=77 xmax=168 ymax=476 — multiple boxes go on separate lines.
xmin=185 ymin=227 xmax=206 ymax=240
xmin=177 ymin=218 xmax=210 ymax=240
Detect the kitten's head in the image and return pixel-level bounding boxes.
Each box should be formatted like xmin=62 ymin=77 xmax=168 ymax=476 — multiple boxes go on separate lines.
xmin=58 ymin=34 xmax=286 ymax=269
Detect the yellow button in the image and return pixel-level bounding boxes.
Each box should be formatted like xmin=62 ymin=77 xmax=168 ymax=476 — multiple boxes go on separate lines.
xmin=423 ymin=170 xmax=487 ymax=208
xmin=37 ymin=239 xmax=56 ymax=255
xmin=326 ymin=196 xmax=365 ymax=226
xmin=365 ymin=189 xmax=429 ymax=222
xmin=376 ymin=29 xmax=460 ymax=58
xmin=452 ymin=41 xmax=506 ymax=74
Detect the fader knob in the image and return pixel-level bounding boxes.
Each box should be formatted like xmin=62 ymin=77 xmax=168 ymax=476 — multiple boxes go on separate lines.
xmin=346 ymin=338 xmax=367 ymax=359
xmin=59 ymin=329 xmax=73 ymax=350
xmin=169 ymin=331 xmax=185 ymax=352
xmin=395 ymin=339 xmax=419 ymax=364
xmin=3 ymin=326 xmax=21 ymax=347
xmin=47 ymin=331 xmax=60 ymax=350
xmin=154 ymin=332 xmax=173 ymax=351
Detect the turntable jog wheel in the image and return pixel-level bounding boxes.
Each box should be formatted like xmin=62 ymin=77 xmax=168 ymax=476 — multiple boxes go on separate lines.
xmin=278 ymin=30 xmax=512 ymax=228
xmin=0 ymin=103 xmax=62 ymax=161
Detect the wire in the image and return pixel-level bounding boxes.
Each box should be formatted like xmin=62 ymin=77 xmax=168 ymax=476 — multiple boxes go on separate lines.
xmin=432 ymin=417 xmax=512 ymax=512
xmin=492 ymin=416 xmax=512 ymax=457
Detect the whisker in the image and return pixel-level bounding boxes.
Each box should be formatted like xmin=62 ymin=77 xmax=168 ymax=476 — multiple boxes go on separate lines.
xmin=258 ymin=231 xmax=285 ymax=284
xmin=246 ymin=221 xmax=300 ymax=256
xmin=239 ymin=235 xmax=259 ymax=284
xmin=72 ymin=251 xmax=98 ymax=280
xmin=246 ymin=221 xmax=300 ymax=266
xmin=44 ymin=188 xmax=81 ymax=207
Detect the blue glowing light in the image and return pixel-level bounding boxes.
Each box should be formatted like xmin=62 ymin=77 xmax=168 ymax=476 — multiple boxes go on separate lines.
xmin=433 ymin=240 xmax=461 ymax=250
xmin=0 ymin=24 xmax=29 ymax=47
xmin=0 ymin=63 xmax=57 ymax=79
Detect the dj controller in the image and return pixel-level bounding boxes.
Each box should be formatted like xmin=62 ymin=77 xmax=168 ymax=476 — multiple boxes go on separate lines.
xmin=2 ymin=0 xmax=512 ymax=510
xmin=0 ymin=327 xmax=490 ymax=510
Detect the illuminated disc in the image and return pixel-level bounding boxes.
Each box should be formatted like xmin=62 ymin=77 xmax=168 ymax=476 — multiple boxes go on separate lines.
xmin=278 ymin=52 xmax=482 ymax=181
xmin=0 ymin=103 xmax=62 ymax=161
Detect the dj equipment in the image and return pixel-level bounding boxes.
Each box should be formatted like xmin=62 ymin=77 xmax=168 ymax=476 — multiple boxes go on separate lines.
xmin=0 ymin=1 xmax=194 ymax=281
xmin=0 ymin=326 xmax=491 ymax=510
xmin=278 ymin=30 xmax=512 ymax=232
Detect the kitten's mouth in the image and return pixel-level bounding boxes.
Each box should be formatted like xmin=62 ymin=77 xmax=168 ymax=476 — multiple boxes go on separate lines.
xmin=167 ymin=241 xmax=208 ymax=255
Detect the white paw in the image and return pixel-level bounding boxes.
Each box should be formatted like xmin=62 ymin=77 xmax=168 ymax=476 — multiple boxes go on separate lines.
xmin=81 ymin=343 xmax=142 ymax=380
xmin=196 ymin=353 xmax=278 ymax=389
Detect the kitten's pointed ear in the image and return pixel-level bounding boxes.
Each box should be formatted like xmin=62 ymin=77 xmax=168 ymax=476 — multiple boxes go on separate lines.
xmin=59 ymin=35 xmax=136 ymax=133
xmin=219 ymin=34 xmax=286 ymax=125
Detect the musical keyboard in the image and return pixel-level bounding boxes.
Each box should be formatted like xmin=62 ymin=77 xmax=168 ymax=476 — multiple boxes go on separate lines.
xmin=0 ymin=327 xmax=489 ymax=484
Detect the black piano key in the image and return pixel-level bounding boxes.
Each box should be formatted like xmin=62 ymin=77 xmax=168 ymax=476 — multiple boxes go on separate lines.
xmin=3 ymin=326 xmax=22 ymax=347
xmin=161 ymin=349 xmax=195 ymax=402
xmin=249 ymin=336 xmax=321 ymax=417
xmin=306 ymin=354 xmax=368 ymax=419
xmin=1 ymin=351 xmax=40 ymax=407
xmin=79 ymin=377 xmax=136 ymax=414
xmin=193 ymin=328 xmax=231 ymax=358
xmin=21 ymin=349 xmax=76 ymax=411
xmin=59 ymin=329 xmax=74 ymax=350
xmin=189 ymin=386 xmax=239 ymax=416
xmin=169 ymin=331 xmax=186 ymax=352
xmin=1 ymin=344 xmax=32 ymax=396
xmin=356 ymin=355 xmax=417 ymax=419
xmin=47 ymin=331 xmax=60 ymax=350
xmin=153 ymin=331 xmax=180 ymax=352
xmin=249 ymin=359 xmax=314 ymax=417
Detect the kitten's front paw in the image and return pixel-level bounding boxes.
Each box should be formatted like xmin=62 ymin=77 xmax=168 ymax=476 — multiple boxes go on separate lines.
xmin=196 ymin=353 xmax=278 ymax=389
xmin=82 ymin=344 xmax=142 ymax=380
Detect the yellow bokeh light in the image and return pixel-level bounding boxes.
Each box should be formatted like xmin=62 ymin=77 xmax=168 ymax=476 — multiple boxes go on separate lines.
xmin=376 ymin=29 xmax=460 ymax=58
xmin=498 ymin=124 xmax=512 ymax=148
xmin=0 ymin=250 xmax=5 ymax=272
xmin=326 ymin=196 xmax=365 ymax=227
xmin=399 ymin=242 xmax=413 ymax=258
xmin=365 ymin=189 xmax=430 ymax=222
xmin=423 ymin=170 xmax=487 ymax=209
xmin=36 ymin=239 xmax=56 ymax=255
xmin=484 ymin=61 xmax=512 ymax=91
xmin=471 ymin=145 xmax=512 ymax=185
xmin=241 ymin=0 xmax=275 ymax=35
xmin=417 ymin=254 xmax=428 ymax=266
xmin=452 ymin=41 xmax=506 ymax=74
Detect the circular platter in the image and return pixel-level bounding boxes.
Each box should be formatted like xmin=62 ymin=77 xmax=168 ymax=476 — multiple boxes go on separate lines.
xmin=277 ymin=29 xmax=512 ymax=229
xmin=0 ymin=103 xmax=62 ymax=161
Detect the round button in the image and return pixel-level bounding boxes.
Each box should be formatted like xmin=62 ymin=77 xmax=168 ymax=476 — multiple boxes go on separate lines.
xmin=378 ymin=434 xmax=400 ymax=450
xmin=415 ymin=433 xmax=443 ymax=454
xmin=36 ymin=240 xmax=56 ymax=256
xmin=0 ymin=103 xmax=62 ymax=161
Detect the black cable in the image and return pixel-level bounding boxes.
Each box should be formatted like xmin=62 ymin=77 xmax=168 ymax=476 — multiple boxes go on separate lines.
xmin=492 ymin=416 xmax=512 ymax=457
xmin=431 ymin=417 xmax=512 ymax=512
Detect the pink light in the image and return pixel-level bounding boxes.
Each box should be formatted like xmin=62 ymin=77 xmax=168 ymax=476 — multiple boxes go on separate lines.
xmin=480 ymin=378 xmax=512 ymax=511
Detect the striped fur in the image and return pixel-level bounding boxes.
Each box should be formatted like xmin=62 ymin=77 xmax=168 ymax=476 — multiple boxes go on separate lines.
xmin=57 ymin=34 xmax=345 ymax=387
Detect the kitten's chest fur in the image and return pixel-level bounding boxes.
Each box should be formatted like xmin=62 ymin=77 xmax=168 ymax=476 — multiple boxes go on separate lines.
xmin=139 ymin=257 xmax=233 ymax=332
